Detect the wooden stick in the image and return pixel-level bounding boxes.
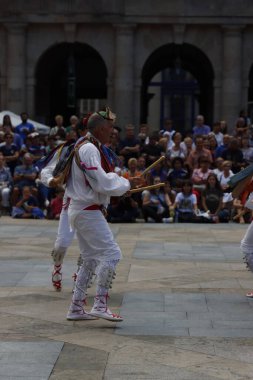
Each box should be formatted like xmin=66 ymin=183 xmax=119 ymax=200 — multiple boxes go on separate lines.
xmin=129 ymin=182 xmax=165 ymax=194
xmin=140 ymin=156 xmax=165 ymax=176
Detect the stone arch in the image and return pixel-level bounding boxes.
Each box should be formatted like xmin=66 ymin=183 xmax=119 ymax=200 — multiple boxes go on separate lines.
xmin=141 ymin=43 xmax=214 ymax=134
xmin=35 ymin=42 xmax=107 ymax=125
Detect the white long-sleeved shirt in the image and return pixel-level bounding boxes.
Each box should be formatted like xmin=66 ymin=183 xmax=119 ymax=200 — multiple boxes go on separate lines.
xmin=40 ymin=150 xmax=59 ymax=187
xmin=65 ymin=141 xmax=130 ymax=210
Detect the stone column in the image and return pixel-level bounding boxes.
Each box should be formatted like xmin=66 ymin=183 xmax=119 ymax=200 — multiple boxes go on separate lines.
xmin=113 ymin=24 xmax=135 ymax=130
xmin=5 ymin=23 xmax=27 ymax=114
xmin=26 ymin=77 xmax=36 ymax=118
xmin=213 ymin=79 xmax=222 ymax=123
xmin=221 ymin=25 xmax=244 ymax=132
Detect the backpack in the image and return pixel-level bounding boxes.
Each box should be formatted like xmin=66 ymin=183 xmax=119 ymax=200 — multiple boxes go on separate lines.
xmin=37 ymin=139 xmax=86 ymax=188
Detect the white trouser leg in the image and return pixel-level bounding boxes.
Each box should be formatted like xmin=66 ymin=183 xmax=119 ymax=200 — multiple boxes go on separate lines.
xmin=1 ymin=187 xmax=10 ymax=207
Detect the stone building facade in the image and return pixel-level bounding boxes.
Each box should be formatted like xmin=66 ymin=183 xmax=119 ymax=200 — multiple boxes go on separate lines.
xmin=0 ymin=0 xmax=253 ymax=133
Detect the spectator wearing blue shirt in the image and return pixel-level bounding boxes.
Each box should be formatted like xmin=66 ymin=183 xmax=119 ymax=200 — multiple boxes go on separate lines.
xmin=15 ymin=112 xmax=35 ymax=143
xmin=192 ymin=115 xmax=211 ymax=138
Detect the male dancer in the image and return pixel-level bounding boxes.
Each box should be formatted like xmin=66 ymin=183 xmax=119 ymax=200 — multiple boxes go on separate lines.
xmin=40 ymin=121 xmax=87 ymax=291
xmin=65 ymin=108 xmax=142 ymax=321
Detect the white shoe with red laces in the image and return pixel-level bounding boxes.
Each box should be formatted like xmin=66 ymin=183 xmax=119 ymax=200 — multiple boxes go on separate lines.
xmin=89 ymin=295 xmax=123 ymax=322
xmin=67 ymin=300 xmax=97 ymax=321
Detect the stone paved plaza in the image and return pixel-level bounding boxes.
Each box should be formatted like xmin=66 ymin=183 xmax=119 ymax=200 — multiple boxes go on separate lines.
xmin=1 ymin=217 xmax=253 ymax=379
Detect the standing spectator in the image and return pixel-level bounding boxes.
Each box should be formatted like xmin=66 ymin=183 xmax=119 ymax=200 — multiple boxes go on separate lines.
xmin=208 ymin=134 xmax=218 ymax=162
xmin=119 ymin=124 xmax=140 ymax=164
xmin=186 ymin=135 xmax=213 ymax=170
xmin=2 ymin=114 xmax=23 ymax=150
xmin=0 ymin=132 xmax=19 ymax=175
xmin=50 ymin=114 xmax=66 ymax=142
xmin=0 ymin=155 xmax=13 ymax=212
xmin=65 ymin=115 xmax=79 ymax=135
xmin=221 ymin=137 xmax=244 ymax=173
xmin=217 ymin=160 xmax=234 ymax=212
xmin=211 ymin=122 xmax=224 ymax=147
xmin=192 ymin=115 xmax=211 ymax=137
xmin=15 ymin=112 xmax=35 ymax=144
xmin=220 ymin=120 xmax=228 ymax=134
xmin=160 ymin=118 xmax=176 ymax=142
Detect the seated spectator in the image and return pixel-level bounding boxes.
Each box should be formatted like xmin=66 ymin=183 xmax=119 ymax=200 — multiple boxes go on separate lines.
xmin=141 ymin=133 xmax=163 ymax=166
xmin=215 ymin=134 xmax=231 ymax=158
xmin=119 ymin=124 xmax=140 ymax=164
xmin=158 ymin=137 xmax=168 ymax=156
xmin=217 ymin=160 xmax=234 ymax=212
xmin=0 ymin=132 xmax=20 ymax=175
xmin=201 ymin=173 xmax=229 ymax=223
xmin=186 ymin=135 xmax=213 ymax=170
xmin=137 ymin=123 xmax=150 ymax=147
xmin=11 ymin=153 xmax=38 ymax=206
xmin=234 ymin=117 xmax=249 ymax=138
xmin=174 ymin=180 xmax=198 ymax=222
xmin=0 ymin=154 xmax=13 ymax=212
xmin=241 ymin=136 xmax=253 ymax=164
xmin=107 ymin=195 xmax=139 ymax=223
xmin=47 ymin=187 xmax=64 ymax=220
xmin=108 ymin=128 xmax=121 ymax=155
xmin=123 ymin=158 xmax=142 ymax=179
xmin=45 ymin=136 xmax=57 ymax=154
xmin=141 ymin=176 xmax=171 ymax=223
xmin=232 ymin=196 xmax=251 ymax=224
xmin=167 ymin=157 xmax=190 ymax=192
xmin=150 ymin=161 xmax=168 ymax=183
xmin=212 ymin=157 xmax=224 ymax=177
xmin=137 ymin=156 xmax=147 ymax=173
xmin=191 ymin=157 xmax=213 ymax=193
xmin=163 ymin=181 xmax=176 ymax=221
xmin=167 ymin=132 xmax=186 ymax=160
xmin=15 ymin=112 xmax=35 ymax=144
xmin=208 ymin=134 xmax=218 ymax=162
xmin=221 ymin=137 xmax=244 ymax=173
xmin=180 ymin=136 xmax=195 ymax=158
xmin=12 ymin=186 xmax=45 ymax=219
xmin=25 ymin=132 xmax=46 ymax=161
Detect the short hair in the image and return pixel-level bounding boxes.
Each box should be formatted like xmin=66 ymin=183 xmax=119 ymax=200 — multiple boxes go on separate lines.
xmin=87 ymin=113 xmax=108 ymax=132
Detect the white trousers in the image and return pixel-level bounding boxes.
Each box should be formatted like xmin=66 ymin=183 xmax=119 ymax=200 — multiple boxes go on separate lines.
xmin=54 ymin=206 xmax=75 ymax=250
xmin=241 ymin=221 xmax=253 ymax=254
xmin=0 ymin=187 xmax=11 ymax=207
xmin=69 ymin=209 xmax=122 ymax=262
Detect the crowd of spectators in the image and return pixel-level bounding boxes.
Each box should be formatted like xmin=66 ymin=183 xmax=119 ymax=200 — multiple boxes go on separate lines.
xmin=0 ymin=110 xmax=253 ymax=224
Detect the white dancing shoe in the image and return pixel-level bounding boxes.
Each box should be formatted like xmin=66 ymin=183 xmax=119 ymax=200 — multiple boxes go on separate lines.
xmin=89 ymin=295 xmax=123 ymax=322
xmin=67 ymin=309 xmax=98 ymax=321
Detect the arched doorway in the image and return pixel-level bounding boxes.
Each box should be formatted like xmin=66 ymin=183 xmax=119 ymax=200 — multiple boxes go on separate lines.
xmin=35 ymin=42 xmax=107 ymax=125
xmin=141 ymin=43 xmax=214 ymax=135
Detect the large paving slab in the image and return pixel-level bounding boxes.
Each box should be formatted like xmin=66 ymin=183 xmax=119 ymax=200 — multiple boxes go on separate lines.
xmin=1 ymin=217 xmax=253 ymax=379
